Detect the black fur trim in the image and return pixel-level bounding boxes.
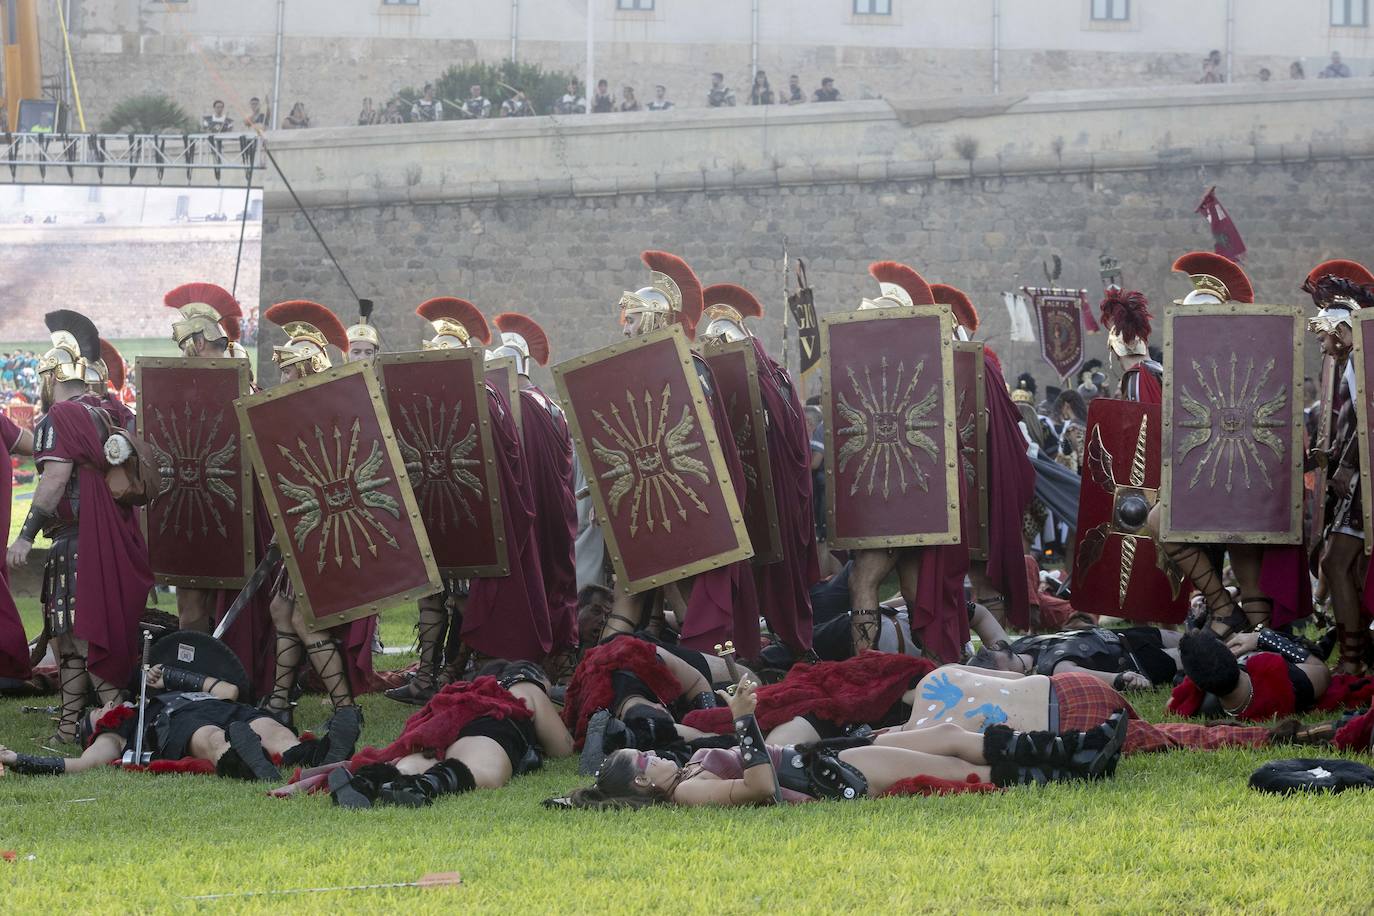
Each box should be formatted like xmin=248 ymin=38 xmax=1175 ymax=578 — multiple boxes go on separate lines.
xmin=1180 ymin=631 xmax=1241 ymax=696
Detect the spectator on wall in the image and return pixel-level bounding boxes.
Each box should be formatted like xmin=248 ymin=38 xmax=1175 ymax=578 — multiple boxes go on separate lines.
xmin=591 ymin=79 xmax=615 ymax=113
xmin=1258 ymin=67 xmax=1271 ymax=82
xmin=203 ymin=100 xmax=231 ymax=132
xmin=1290 ymin=60 xmax=1306 ymax=79
xmin=647 ymin=84 xmax=674 ymax=111
xmin=813 ymin=77 xmax=840 ymax=102
xmin=411 ymin=84 xmax=443 ymax=122
xmin=380 ymin=98 xmax=405 ymax=124
xmin=554 ymin=79 xmax=586 ymax=114
xmin=281 ymin=102 xmax=311 ymax=129
xmin=1319 ymin=51 xmax=1352 ymax=78
xmin=619 ymin=86 xmax=641 ymax=112
xmin=749 ymin=70 xmax=774 ymax=105
xmin=244 ymin=97 xmax=268 ymax=129
xmin=501 ymin=88 xmax=534 ymax=117
xmin=707 ymin=72 xmax=736 ymax=107
xmin=357 ymin=97 xmax=377 ymax=126
xmin=1198 ymin=60 xmax=1221 ymax=83
xmin=783 ymin=74 xmax=804 ymax=104
xmin=1206 ymin=48 xmax=1224 ymax=78
xmin=462 ymin=84 xmax=492 ymax=119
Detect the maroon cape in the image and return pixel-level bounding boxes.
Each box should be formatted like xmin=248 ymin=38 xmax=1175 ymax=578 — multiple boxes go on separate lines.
xmin=0 ymin=413 xmax=30 ymax=680
xmin=212 ymin=486 xmax=276 ymax=700
xmin=351 ymin=676 xmax=532 ymax=766
xmin=983 ymin=352 xmax=1035 ymax=629
xmin=680 ymin=356 xmax=761 ymax=655
xmin=751 ymin=340 xmax=820 ymax=652
xmin=1121 ymin=365 xmax=1163 ymax=405
xmin=38 ymin=395 xmax=154 ymax=686
xmin=518 ymin=386 xmax=579 ymax=654
xmin=912 ymin=459 xmax=973 ymax=663
xmin=101 ymin=392 xmax=135 ymax=431
xmin=460 ymin=385 xmax=551 ymax=661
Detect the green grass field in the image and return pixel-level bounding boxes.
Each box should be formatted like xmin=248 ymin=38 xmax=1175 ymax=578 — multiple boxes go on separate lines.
xmin=2 ymin=594 xmax=1373 ymax=913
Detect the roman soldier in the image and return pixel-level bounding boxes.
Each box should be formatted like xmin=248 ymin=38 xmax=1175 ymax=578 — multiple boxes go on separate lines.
xmin=1304 ymin=258 xmax=1374 ymax=674
xmin=385 ymin=297 xmax=551 ymax=705
xmin=697 ymin=282 xmax=819 ymax=656
xmin=345 ymin=299 xmax=381 ymax=363
xmin=166 ymin=282 xmax=243 ymax=360
xmin=6 ymin=310 xmax=154 ymax=744
xmin=1098 ymin=288 xmax=1162 ymax=403
xmin=490 ymin=311 xmax=580 ymax=681
xmin=839 ymin=262 xmax=969 ymax=660
xmin=608 ymin=251 xmax=760 ymax=656
xmin=931 ymin=281 xmax=1035 ymax=632
xmin=257 ymin=300 xmax=371 ymax=732
xmin=0 ymin=387 xmax=34 ymax=689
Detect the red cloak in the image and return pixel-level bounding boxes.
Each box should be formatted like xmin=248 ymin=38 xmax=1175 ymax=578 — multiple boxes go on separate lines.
xmin=561 ymin=636 xmax=681 ymax=747
xmin=351 ymin=676 xmax=532 ymax=766
xmin=983 ymin=352 xmax=1035 ymax=629
xmin=518 ymin=386 xmax=579 ymax=654
xmin=1121 ymin=365 xmax=1163 ymax=405
xmin=0 ymin=413 xmax=30 ymax=680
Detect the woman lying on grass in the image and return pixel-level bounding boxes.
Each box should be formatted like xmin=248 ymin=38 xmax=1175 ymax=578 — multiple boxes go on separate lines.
xmin=0 ymin=664 xmax=357 ymax=780
xmin=562 ymin=676 xmax=1128 ymax=808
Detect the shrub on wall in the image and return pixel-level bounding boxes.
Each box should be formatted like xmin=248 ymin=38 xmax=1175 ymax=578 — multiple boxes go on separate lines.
xmin=396 ymin=60 xmax=581 ymax=119
xmin=99 ymin=94 xmax=195 ymax=134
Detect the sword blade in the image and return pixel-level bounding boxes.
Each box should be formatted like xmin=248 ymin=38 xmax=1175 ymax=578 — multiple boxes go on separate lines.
xmin=212 ymin=543 xmax=282 ymax=640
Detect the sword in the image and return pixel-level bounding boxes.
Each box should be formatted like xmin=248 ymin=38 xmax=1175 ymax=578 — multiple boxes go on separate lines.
xmin=212 ymin=543 xmax=282 ymax=641
xmin=123 ymin=632 xmax=153 ymax=767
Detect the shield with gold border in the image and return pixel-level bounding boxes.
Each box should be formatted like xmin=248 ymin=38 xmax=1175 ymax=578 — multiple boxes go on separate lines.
xmin=1072 ymin=398 xmax=1188 ymax=623
xmin=553 ymin=326 xmax=753 ymax=594
xmin=236 ymin=361 xmax=441 ymax=630
xmin=953 ymin=341 xmax=988 ymax=560
xmin=1351 ymin=312 xmax=1374 ymax=555
xmin=700 ymin=337 xmax=782 ymax=565
xmin=484 ymin=355 xmax=522 ymax=433
xmin=822 ymin=307 xmax=960 ymax=549
xmin=1160 ymin=304 xmax=1305 ymax=545
xmin=137 ymin=357 xmax=254 ymax=588
xmin=375 ymin=349 xmax=509 ymax=577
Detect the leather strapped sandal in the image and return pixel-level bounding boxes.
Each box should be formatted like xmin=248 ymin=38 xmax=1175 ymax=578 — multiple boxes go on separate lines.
xmin=1240 ymin=596 xmax=1274 ymax=630
xmin=1336 ymin=627 xmax=1369 ymax=675
xmin=849 ymin=609 xmax=881 ymax=654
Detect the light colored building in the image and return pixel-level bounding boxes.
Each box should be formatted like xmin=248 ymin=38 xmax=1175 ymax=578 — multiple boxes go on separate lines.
xmin=28 ymin=0 xmax=1374 ymax=129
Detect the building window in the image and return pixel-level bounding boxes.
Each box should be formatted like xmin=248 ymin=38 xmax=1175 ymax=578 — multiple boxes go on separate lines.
xmin=854 ymin=0 xmax=892 ymax=13
xmin=1332 ymin=0 xmax=1368 ymax=26
xmin=382 ymin=0 xmax=419 ymax=5
xmin=1091 ymin=0 xmax=1130 ymax=20
xmin=616 ymin=0 xmax=654 ymax=9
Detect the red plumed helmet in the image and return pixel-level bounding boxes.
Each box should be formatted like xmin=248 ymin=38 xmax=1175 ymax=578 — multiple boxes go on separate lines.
xmin=642 ymin=250 xmax=704 ymax=339
xmin=493 ymin=312 xmax=551 ymax=366
xmin=702 ymin=283 xmax=765 ymax=319
xmin=931 ymin=283 xmax=979 ymax=333
xmin=868 ymin=261 xmax=936 ymax=306
xmin=264 ymin=299 xmax=350 ymax=353
xmin=164 ymin=282 xmax=243 ymax=320
xmin=1099 ymin=288 xmax=1153 ymax=345
xmin=1305 ymin=259 xmax=1374 ymax=289
xmin=1172 ymin=252 xmax=1254 ymax=304
xmin=416 ymin=297 xmax=492 ymax=345
xmin=221 ymin=316 xmax=242 ymax=342
xmin=99 ymin=339 xmax=125 ymax=391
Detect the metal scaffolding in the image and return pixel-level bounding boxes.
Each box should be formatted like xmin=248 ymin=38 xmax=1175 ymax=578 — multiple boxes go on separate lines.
xmin=1 ymin=132 xmax=263 ymax=187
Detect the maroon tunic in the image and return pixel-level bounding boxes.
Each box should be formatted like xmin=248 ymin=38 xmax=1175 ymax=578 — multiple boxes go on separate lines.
xmin=213 ymin=487 xmax=277 ymax=699
xmin=680 ymin=356 xmax=761 ymax=655
xmin=1121 ymin=365 xmax=1163 ymax=405
xmin=517 ymin=385 xmax=579 ymax=654
xmin=36 ymin=395 xmax=154 ymax=686
xmin=460 ymin=385 xmax=551 ymax=661
xmin=0 ymin=413 xmax=30 ymax=680
xmin=983 ymin=353 xmax=1035 ymax=629
xmin=911 ymin=464 xmax=973 ymax=664
xmin=750 ymin=339 xmax=819 ymax=651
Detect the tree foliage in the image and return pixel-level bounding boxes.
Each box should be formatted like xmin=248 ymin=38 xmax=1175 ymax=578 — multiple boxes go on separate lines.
xmin=98 ymin=94 xmax=195 ymax=134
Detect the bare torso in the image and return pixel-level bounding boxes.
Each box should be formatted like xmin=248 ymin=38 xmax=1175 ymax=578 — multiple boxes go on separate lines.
xmin=906 ymin=666 xmax=1052 ymax=733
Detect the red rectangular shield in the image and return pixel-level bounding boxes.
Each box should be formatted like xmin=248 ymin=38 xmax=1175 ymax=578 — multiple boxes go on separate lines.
xmin=553 ymin=326 xmax=753 ymax=594
xmin=375 ymin=349 xmax=509 ymax=577
xmin=700 ymin=338 xmax=783 ymax=565
xmin=953 ymin=342 xmax=988 ymax=560
xmin=1072 ymin=398 xmax=1188 ymax=623
xmin=137 ymin=357 xmax=254 ymax=588
xmin=484 ymin=356 xmax=522 ymax=433
xmin=1352 ymin=313 xmax=1374 ymax=555
xmin=236 ymin=361 xmax=441 ymax=630
xmin=1161 ymin=304 xmax=1305 ymax=544
xmin=822 ymin=307 xmax=960 ymax=549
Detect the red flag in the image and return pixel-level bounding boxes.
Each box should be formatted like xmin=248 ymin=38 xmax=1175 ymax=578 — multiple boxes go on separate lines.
xmin=1079 ymin=289 xmax=1099 ymax=332
xmin=1195 ymin=186 xmax=1247 ymax=263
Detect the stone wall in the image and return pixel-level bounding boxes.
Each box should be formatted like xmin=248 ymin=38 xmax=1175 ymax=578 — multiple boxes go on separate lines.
xmin=0 ymin=224 xmax=261 ymax=342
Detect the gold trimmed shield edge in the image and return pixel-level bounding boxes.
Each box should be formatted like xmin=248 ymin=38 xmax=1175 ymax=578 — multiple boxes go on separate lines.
xmin=553 ymin=325 xmax=754 ymax=595
xmin=1159 ymin=303 xmax=1305 ymax=545
xmin=701 ymin=337 xmax=783 ymax=566
xmin=234 ymin=360 xmax=442 ymax=631
xmin=136 ymin=356 xmax=255 ymax=589
xmin=955 ymin=341 xmax=990 ymax=561
xmin=1352 ymin=313 xmax=1374 ymax=555
xmin=821 ymin=306 xmax=962 ymax=549
xmin=484 ymin=355 xmax=522 ymax=435
xmin=375 ymin=348 xmax=511 ymax=578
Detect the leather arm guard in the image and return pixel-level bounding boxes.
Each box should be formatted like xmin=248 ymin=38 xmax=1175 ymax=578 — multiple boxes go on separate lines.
xmin=497 ymin=661 xmax=549 ymax=694
xmin=161 ymin=666 xmax=210 ymax=693
xmin=734 ymin=714 xmax=770 ymax=770
xmin=18 ymin=504 xmax=55 ymax=542
xmin=1256 ymin=629 xmax=1311 ymax=666
xmin=687 ymin=690 xmax=720 ymax=710
xmin=12 ymin=753 xmax=66 ymax=775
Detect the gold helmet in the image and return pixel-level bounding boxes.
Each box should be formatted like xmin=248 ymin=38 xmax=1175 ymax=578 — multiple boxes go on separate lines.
xmin=164 ymin=282 xmax=242 ymax=352
xmin=264 ymin=300 xmax=349 ymax=374
xmin=1303 ymin=259 xmax=1374 ymax=335
xmin=619 ymin=250 xmax=703 ymax=339
xmin=1171 ymin=252 xmax=1254 ymax=306
xmin=699 ymin=283 xmax=763 ymax=342
xmin=491 ymin=312 xmax=550 ymax=375
xmin=862 ymin=261 xmax=936 ymax=311
xmin=346 ymin=298 xmax=382 ymax=350
xmin=417 ymin=297 xmax=491 ymax=350
xmin=40 ymin=310 xmax=101 ymax=386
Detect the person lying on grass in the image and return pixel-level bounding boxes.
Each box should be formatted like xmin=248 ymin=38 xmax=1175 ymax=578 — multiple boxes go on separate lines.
xmin=326 ymin=662 xmax=575 ymax=809
xmin=559 ymin=675 xmax=1128 ymax=807
xmin=1168 ymin=629 xmax=1333 ymax=723
xmin=0 ymin=664 xmax=358 ymax=780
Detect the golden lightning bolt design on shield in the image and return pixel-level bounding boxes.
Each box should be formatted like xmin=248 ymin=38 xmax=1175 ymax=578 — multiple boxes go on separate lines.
xmin=151 ymin=406 xmax=238 ymax=539
xmin=835 ymin=356 xmax=939 ymax=498
xmin=275 ymin=420 xmax=403 ymax=572
xmin=728 ymin=392 xmax=759 ymax=492
xmin=590 ymin=384 xmax=712 ymax=537
xmin=956 ymin=387 xmax=976 ymax=487
xmin=394 ymin=396 xmax=484 ymax=534
xmin=1176 ymin=353 xmax=1287 ymax=493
